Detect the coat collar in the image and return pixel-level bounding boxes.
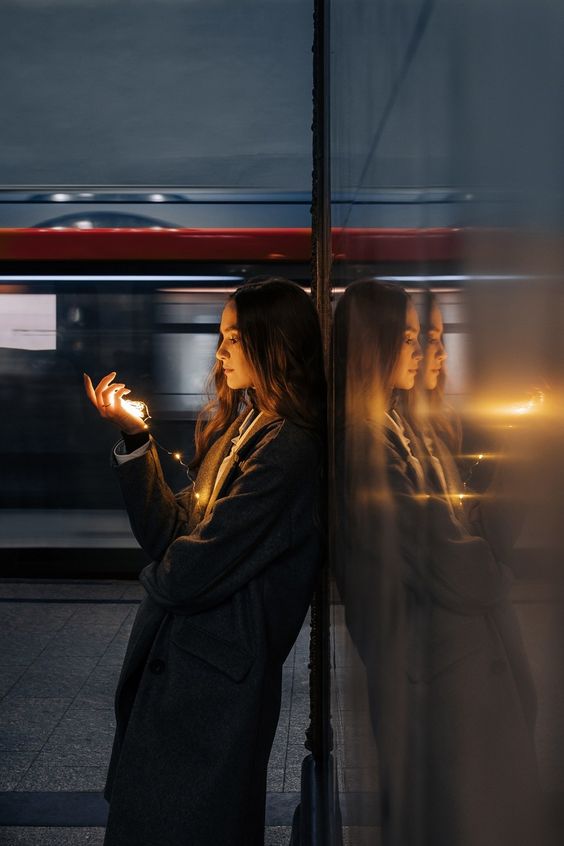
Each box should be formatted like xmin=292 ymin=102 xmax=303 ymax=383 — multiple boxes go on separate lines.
xmin=188 ymin=411 xmax=280 ymax=526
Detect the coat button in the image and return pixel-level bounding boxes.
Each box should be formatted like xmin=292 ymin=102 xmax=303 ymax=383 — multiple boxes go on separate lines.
xmin=490 ymin=659 xmax=507 ymax=675
xmin=149 ymin=659 xmax=166 ymax=675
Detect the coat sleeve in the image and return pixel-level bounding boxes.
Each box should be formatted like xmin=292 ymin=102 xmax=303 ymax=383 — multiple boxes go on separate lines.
xmin=138 ymin=423 xmax=314 ymax=614
xmin=112 ymin=438 xmax=193 ymax=562
xmin=386 ymin=439 xmax=512 ymax=614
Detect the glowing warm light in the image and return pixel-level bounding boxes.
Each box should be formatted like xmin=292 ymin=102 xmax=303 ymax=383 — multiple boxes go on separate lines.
xmin=512 ymin=404 xmax=531 ymax=416
xmin=469 ymin=391 xmax=546 ymax=422
xmin=504 ymin=392 xmax=545 ymax=417
xmin=123 ymin=399 xmax=149 ymax=421
xmin=174 ymin=452 xmax=182 ymax=461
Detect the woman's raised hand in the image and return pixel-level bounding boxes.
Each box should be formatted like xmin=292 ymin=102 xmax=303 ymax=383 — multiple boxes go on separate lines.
xmin=83 ymin=371 xmax=148 ymax=435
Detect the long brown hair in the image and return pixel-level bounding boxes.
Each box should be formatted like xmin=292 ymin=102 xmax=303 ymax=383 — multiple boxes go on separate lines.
xmin=333 ymin=279 xmax=410 ymax=425
xmin=192 ymin=278 xmax=325 ymax=467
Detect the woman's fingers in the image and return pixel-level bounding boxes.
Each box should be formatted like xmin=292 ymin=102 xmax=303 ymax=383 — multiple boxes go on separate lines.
xmin=84 ymin=372 xmax=145 ymax=433
xmin=84 ymin=371 xmax=129 ymax=414
xmin=113 ymin=386 xmax=131 ymax=402
xmin=93 ymin=372 xmax=117 ymax=406
xmin=101 ymin=384 xmax=126 ymax=408
xmin=83 ymin=373 xmax=98 ymax=408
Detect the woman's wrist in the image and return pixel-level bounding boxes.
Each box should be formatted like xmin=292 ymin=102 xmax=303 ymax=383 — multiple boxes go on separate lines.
xmin=122 ymin=429 xmax=147 ymax=438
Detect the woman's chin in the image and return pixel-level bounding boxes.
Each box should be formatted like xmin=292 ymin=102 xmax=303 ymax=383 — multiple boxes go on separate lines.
xmin=226 ymin=376 xmax=246 ymax=391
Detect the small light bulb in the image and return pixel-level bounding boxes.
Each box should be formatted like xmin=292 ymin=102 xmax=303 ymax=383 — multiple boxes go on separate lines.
xmin=122 ymin=399 xmax=149 ymax=421
xmin=174 ymin=452 xmax=181 ymax=461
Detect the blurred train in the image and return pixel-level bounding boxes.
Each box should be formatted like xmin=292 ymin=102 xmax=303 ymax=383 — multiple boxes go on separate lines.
xmin=0 ymin=190 xmax=466 ymax=571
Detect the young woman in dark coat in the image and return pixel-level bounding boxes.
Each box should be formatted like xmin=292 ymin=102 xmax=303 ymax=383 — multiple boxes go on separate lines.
xmin=333 ymin=280 xmax=543 ymax=846
xmin=84 ymin=278 xmax=325 ymax=846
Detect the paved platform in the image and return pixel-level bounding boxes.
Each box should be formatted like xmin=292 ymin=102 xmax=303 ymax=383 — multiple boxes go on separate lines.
xmin=0 ymin=579 xmax=311 ymax=846
xmin=2 ymin=578 xmax=562 ymax=845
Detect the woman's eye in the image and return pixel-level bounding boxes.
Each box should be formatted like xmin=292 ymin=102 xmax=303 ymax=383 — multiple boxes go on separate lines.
xmin=228 ymin=336 xmax=239 ymax=344
xmin=405 ymin=337 xmax=415 ymax=345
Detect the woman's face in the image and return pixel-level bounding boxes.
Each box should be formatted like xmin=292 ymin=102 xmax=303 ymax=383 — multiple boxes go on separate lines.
xmin=216 ymin=301 xmax=256 ymax=390
xmin=391 ymin=301 xmax=423 ymax=390
xmin=422 ymin=302 xmax=447 ymax=390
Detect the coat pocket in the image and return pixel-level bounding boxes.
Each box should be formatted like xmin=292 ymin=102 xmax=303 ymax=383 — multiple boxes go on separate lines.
xmin=407 ymin=616 xmax=490 ymax=683
xmin=171 ymin=618 xmax=254 ymax=682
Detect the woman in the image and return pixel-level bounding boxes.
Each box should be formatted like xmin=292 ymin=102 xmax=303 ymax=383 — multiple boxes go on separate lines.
xmin=84 ymin=278 xmax=325 ymax=846
xmin=333 ymin=280 xmax=542 ymax=846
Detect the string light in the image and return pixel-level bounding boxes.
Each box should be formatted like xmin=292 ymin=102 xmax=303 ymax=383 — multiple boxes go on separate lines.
xmin=123 ymin=397 xmax=195 ymax=487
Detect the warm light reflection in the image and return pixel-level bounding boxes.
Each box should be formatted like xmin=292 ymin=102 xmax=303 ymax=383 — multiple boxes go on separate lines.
xmin=467 ymin=392 xmax=546 ymax=423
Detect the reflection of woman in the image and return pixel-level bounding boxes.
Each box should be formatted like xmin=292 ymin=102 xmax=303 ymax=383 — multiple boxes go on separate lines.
xmin=334 ymin=280 xmax=542 ymax=846
xmin=84 ymin=279 xmax=325 ymax=846
xmin=417 ymin=292 xmax=460 ymax=453
xmin=415 ymin=292 xmax=531 ymax=559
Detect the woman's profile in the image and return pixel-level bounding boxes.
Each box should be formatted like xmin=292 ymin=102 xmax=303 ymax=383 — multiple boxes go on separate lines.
xmin=333 ymin=279 xmax=543 ymax=846
xmin=84 ymin=278 xmax=325 ymax=846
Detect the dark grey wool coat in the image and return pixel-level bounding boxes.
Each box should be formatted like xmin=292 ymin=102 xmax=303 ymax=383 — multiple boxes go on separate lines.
xmin=385 ymin=423 xmax=543 ymax=846
xmin=103 ymin=415 xmax=322 ymax=846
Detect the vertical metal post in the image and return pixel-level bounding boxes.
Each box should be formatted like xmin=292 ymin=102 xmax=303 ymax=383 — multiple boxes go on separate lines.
xmin=290 ymin=0 xmax=333 ymax=843
xmin=310 ymin=0 xmax=332 ymax=762
xmin=310 ymin=0 xmax=332 ymax=757
xmin=311 ymin=0 xmax=332 ymax=349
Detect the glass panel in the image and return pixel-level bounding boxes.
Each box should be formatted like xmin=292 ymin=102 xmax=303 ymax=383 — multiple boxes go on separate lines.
xmin=329 ymin=1 xmax=564 ymax=844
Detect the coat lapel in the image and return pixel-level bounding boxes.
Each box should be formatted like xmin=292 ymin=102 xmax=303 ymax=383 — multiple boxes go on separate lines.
xmin=188 ymin=414 xmax=246 ymax=528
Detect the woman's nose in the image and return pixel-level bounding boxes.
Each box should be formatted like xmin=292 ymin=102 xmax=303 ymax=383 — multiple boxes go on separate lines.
xmin=437 ymin=341 xmax=447 ymax=361
xmin=216 ymin=343 xmax=228 ymax=361
xmin=414 ymin=341 xmax=423 ymax=361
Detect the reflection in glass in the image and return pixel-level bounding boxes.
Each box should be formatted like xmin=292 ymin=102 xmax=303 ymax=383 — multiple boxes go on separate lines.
xmin=331 ymin=280 xmax=554 ymax=845
xmin=329 ymin=0 xmax=564 ymax=843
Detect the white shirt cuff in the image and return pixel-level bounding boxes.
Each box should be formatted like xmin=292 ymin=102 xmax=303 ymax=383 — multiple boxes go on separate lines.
xmin=114 ymin=439 xmax=152 ymax=464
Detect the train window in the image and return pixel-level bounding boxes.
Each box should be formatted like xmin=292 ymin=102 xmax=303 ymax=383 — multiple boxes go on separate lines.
xmin=0 ymin=293 xmax=56 ymax=350
xmin=154 ymin=292 xmax=223 ymax=417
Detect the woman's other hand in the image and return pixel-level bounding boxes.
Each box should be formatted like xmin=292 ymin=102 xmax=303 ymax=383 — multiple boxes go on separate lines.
xmin=83 ymin=371 xmax=148 ymax=435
